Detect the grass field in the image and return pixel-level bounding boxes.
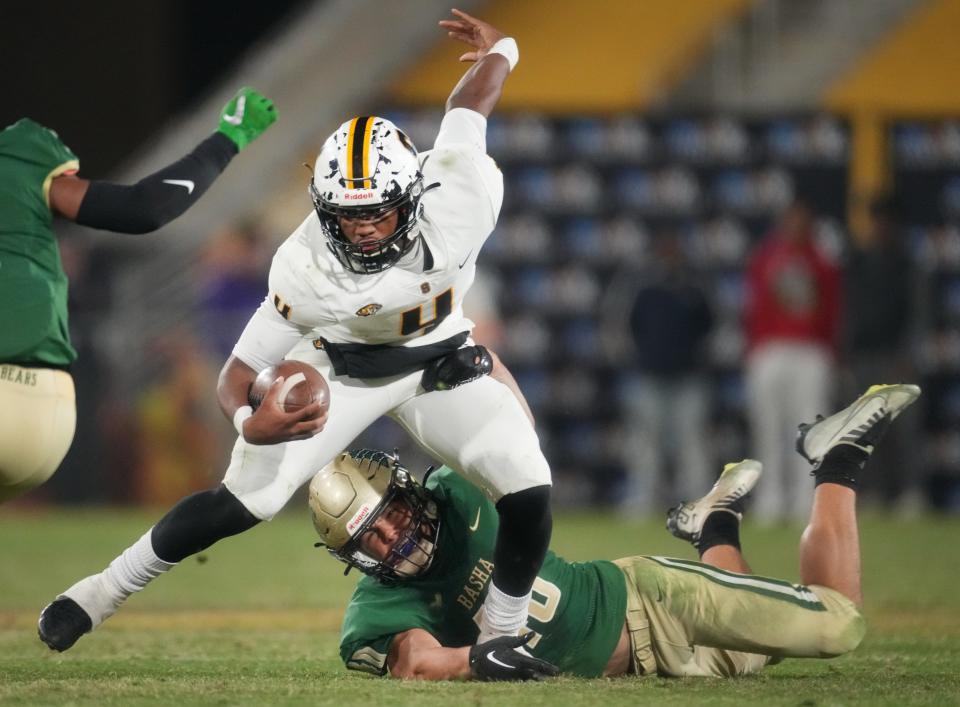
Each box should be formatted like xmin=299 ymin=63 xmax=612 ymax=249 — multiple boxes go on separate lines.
xmin=1 ymin=506 xmax=958 ymax=705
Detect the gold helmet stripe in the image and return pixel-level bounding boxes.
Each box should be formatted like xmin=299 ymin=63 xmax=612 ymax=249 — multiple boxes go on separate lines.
xmin=346 ymin=116 xmax=373 ymax=190
xmin=361 ymin=117 xmax=374 ymax=189
xmin=345 ymin=117 xmax=357 ymax=186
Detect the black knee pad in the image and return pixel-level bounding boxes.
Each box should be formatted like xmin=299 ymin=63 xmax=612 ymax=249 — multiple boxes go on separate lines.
xmin=492 ymin=485 xmax=552 ymax=596
xmin=151 ymin=485 xmax=260 ymax=563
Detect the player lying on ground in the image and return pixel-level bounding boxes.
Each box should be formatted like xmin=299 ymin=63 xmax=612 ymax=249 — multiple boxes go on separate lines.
xmin=0 ymin=87 xmax=276 ymax=504
xmin=309 ymin=384 xmax=920 ymax=680
xmin=39 ymin=10 xmax=553 ymax=654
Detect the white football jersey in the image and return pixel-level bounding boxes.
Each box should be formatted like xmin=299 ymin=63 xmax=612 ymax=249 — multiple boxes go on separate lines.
xmin=233 ymin=110 xmax=503 ymax=372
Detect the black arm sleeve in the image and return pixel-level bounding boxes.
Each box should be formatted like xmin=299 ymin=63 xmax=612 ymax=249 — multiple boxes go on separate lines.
xmin=75 ymin=132 xmax=238 ymax=234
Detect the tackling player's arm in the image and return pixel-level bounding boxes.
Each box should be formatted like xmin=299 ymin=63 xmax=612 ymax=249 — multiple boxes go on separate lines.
xmin=441 ymin=9 xmax=516 ymax=118
xmin=387 ymin=629 xmax=557 ymax=681
xmin=388 ymin=628 xmax=471 ymax=680
xmin=49 ymin=87 xmax=276 ymax=232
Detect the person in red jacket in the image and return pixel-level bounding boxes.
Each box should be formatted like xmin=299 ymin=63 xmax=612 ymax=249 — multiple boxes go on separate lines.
xmin=744 ymin=198 xmax=841 ymax=522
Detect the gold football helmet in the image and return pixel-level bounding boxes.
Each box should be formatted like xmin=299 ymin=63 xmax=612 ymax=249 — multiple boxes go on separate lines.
xmin=308 ymin=449 xmax=439 ymax=583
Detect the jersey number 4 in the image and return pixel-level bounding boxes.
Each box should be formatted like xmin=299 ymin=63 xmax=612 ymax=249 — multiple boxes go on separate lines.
xmin=400 ymin=288 xmax=453 ymax=336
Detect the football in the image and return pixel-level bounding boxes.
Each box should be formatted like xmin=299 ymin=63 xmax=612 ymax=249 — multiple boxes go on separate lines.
xmin=248 ymin=360 xmax=330 ymax=414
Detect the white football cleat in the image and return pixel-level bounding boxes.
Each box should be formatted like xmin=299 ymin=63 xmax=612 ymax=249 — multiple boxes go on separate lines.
xmin=796 ymin=384 xmax=921 ymax=467
xmin=666 ymin=459 xmax=762 ymax=548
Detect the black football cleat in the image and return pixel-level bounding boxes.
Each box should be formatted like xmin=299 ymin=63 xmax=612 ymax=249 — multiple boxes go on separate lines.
xmin=38 ymin=597 xmax=92 ymax=652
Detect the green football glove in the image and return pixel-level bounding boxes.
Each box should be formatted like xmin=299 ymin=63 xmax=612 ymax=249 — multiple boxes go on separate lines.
xmin=217 ymin=87 xmax=277 ymax=151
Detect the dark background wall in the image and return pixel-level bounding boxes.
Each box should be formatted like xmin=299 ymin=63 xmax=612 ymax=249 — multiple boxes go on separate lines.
xmin=2 ymin=1 xmax=308 ymax=175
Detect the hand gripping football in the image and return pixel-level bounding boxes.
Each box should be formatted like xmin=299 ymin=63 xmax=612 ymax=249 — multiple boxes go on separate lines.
xmin=248 ymin=360 xmax=330 ymax=414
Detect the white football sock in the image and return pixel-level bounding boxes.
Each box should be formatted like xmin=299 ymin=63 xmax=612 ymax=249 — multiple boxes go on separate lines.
xmin=477 ymin=582 xmax=531 ymax=644
xmin=62 ymin=528 xmax=175 ymax=628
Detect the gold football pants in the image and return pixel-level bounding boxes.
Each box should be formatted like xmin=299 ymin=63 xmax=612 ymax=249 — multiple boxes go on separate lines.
xmin=0 ymin=364 xmax=75 ymax=503
xmin=615 ymin=555 xmax=865 ymax=677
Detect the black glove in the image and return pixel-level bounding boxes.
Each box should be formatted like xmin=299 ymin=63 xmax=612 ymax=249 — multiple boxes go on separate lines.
xmin=421 ymin=345 xmax=493 ymax=392
xmin=468 ymin=633 xmax=560 ymax=682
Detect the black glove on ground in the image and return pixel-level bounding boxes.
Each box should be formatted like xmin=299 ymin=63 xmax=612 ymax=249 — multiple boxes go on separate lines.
xmin=468 ymin=633 xmax=560 ymax=682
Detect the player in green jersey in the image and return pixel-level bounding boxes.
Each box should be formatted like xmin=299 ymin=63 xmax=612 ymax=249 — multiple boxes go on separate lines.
xmin=311 ymin=383 xmax=919 ymax=681
xmin=0 ymin=87 xmax=276 ymax=503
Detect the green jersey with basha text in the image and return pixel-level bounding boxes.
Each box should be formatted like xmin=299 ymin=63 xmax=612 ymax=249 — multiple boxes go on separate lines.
xmin=0 ymin=119 xmax=79 ymax=366
xmin=339 ymin=467 xmax=627 ymax=677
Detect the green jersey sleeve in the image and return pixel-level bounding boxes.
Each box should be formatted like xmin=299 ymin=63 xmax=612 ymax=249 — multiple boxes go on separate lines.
xmin=339 ymin=582 xmax=437 ymax=675
xmin=337 ymin=468 xmax=629 ymax=678
xmin=0 ymin=118 xmax=79 ymax=211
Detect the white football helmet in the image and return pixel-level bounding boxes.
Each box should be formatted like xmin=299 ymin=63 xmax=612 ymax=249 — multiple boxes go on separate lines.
xmin=309 ymin=116 xmax=424 ymax=273
xmin=308 ymin=449 xmax=440 ymax=584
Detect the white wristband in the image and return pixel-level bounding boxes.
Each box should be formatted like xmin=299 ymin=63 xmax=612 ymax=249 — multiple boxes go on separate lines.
xmin=233 ymin=405 xmax=253 ymax=436
xmin=488 ymin=37 xmax=519 ymax=71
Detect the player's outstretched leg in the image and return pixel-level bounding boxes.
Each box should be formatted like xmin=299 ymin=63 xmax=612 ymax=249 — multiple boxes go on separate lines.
xmin=666 ymin=459 xmax=761 ymax=573
xmin=38 ymin=485 xmax=258 ymax=651
xmin=481 ymin=485 xmax=552 ymax=643
xmin=795 ymin=384 xmax=921 ymax=605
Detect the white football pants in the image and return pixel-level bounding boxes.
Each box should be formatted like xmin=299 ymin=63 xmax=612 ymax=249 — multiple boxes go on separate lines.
xmin=745 ymin=342 xmax=834 ymax=522
xmin=224 ymin=347 xmax=550 ymax=520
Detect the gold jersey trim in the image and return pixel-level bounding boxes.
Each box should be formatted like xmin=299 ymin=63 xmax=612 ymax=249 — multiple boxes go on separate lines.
xmin=42 ymin=159 xmax=80 ymax=209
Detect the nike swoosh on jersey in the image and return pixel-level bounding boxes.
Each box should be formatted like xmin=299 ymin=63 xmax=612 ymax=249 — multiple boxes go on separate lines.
xmin=469 ymin=508 xmax=481 ymax=532
xmin=458 ymin=250 xmax=473 ymax=269
xmin=222 ymin=94 xmax=247 ymax=126
xmin=162 ymin=179 xmax=195 ymax=194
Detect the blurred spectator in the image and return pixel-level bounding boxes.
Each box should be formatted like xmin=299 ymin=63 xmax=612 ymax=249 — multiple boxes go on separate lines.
xmin=843 ymin=196 xmax=921 ymax=511
xmin=198 ymin=222 xmax=271 ymax=360
xmin=744 ymin=199 xmax=841 ymax=522
xmin=134 ymin=331 xmax=229 ymax=505
xmin=45 ymin=236 xmax=112 ymax=503
xmin=620 ymin=233 xmax=714 ymax=515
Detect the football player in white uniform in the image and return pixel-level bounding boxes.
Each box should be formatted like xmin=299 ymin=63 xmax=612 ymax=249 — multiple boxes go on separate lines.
xmin=39 ymin=10 xmax=555 ymax=659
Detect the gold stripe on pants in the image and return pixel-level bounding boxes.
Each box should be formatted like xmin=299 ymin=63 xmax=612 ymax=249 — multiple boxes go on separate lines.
xmin=614 ymin=555 xmax=865 ymax=677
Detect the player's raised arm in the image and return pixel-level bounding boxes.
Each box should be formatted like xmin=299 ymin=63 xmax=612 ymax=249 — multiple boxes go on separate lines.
xmin=441 ymin=9 xmax=517 ymax=117
xmin=49 ymin=87 xmax=277 ymax=232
